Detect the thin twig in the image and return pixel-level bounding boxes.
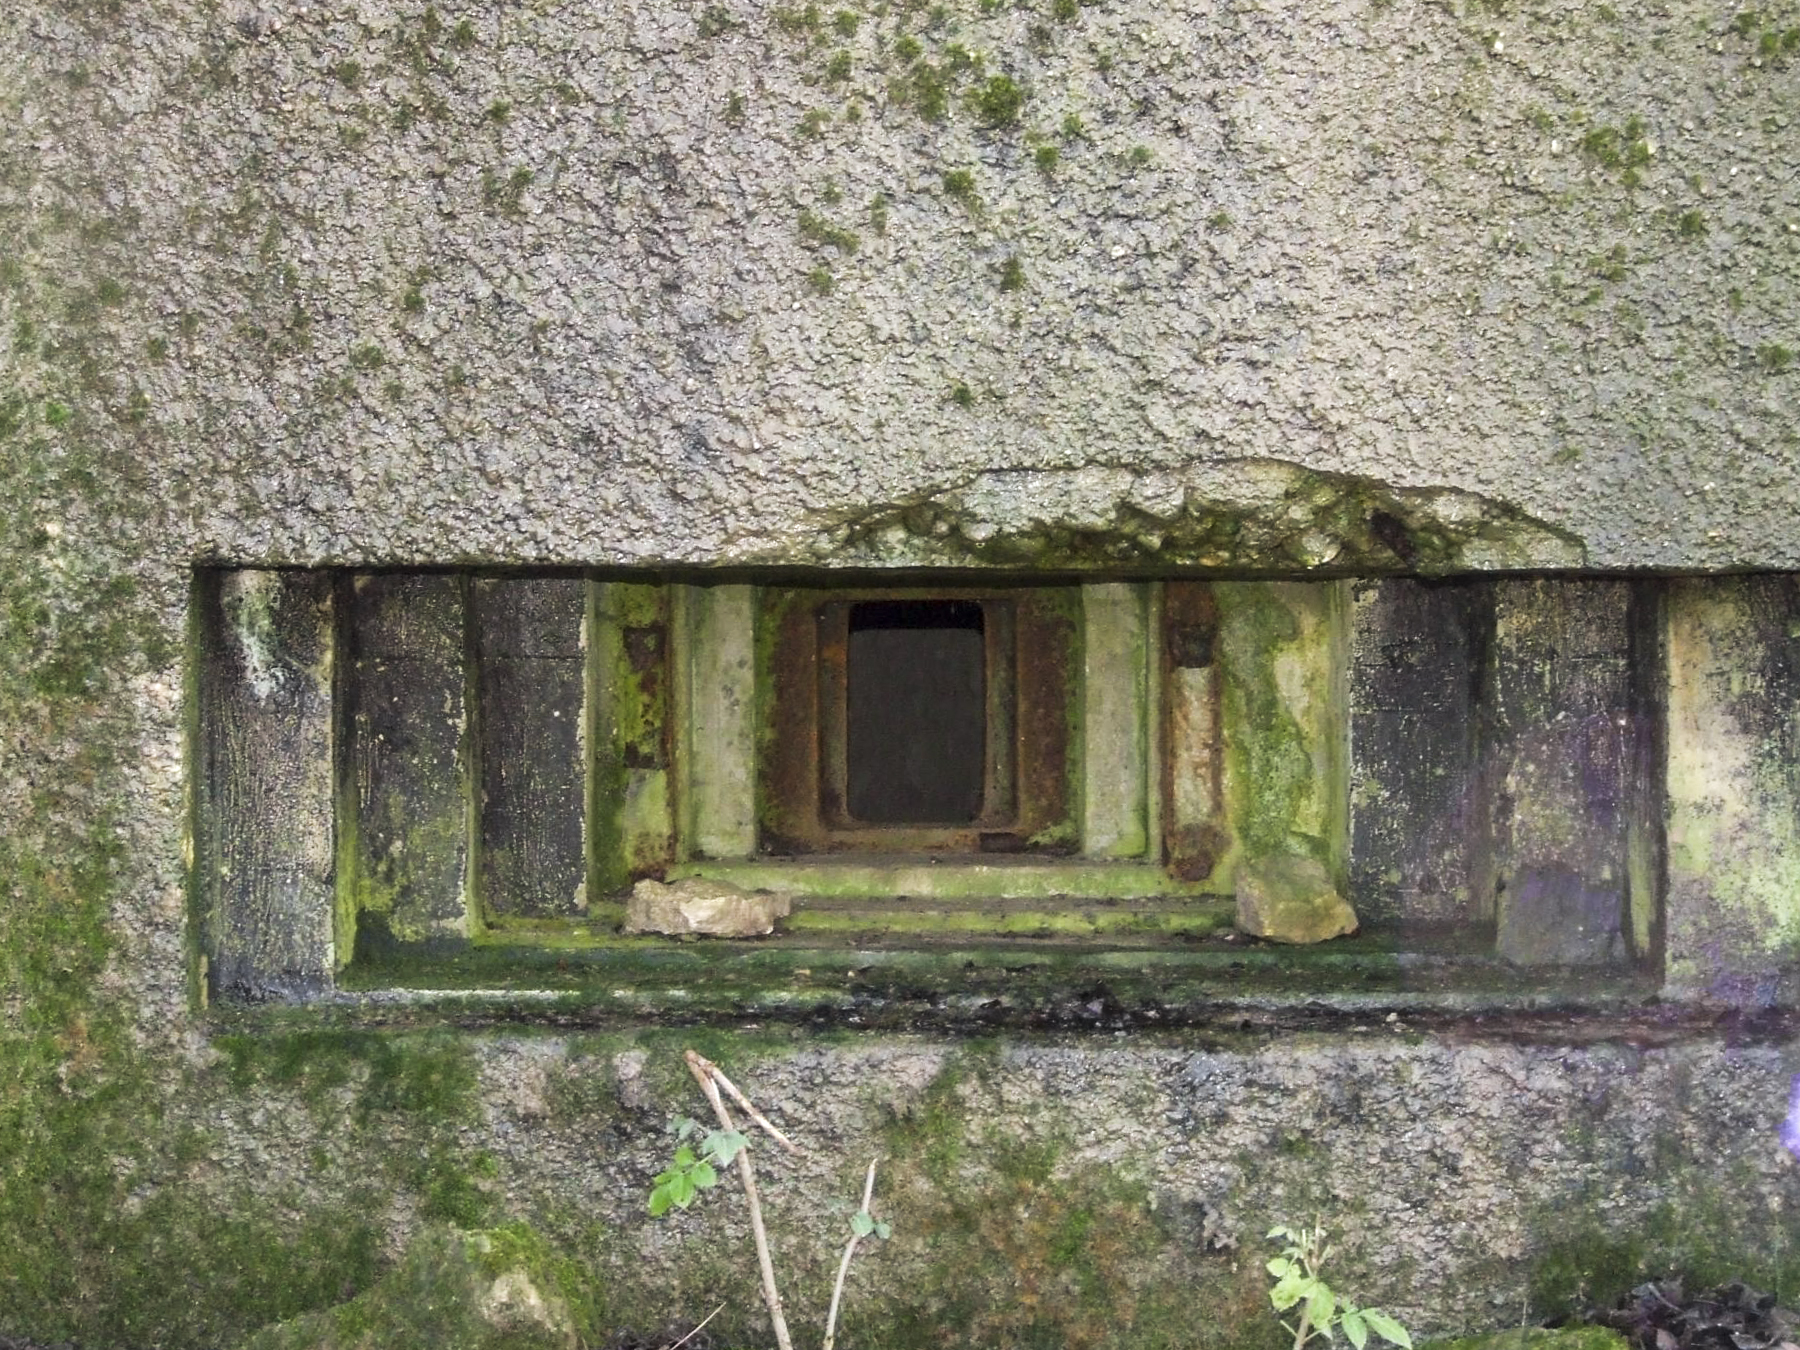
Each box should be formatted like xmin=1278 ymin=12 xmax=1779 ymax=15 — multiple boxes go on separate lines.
xmin=689 ymin=1051 xmax=802 ymax=1155
xmin=664 ymin=1302 xmax=726 ymax=1350
xmin=822 ymin=1160 xmax=880 ymax=1350
xmin=686 ymin=1054 xmax=795 ymax=1350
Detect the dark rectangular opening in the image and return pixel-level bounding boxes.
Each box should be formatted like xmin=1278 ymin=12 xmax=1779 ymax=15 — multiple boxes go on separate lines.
xmin=846 ymin=600 xmax=987 ymax=823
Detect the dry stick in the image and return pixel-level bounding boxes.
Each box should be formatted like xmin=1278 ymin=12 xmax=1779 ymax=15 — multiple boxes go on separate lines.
xmin=686 ymin=1053 xmax=796 ymax=1350
xmin=664 ymin=1302 xmax=726 ymax=1350
xmin=821 ymin=1160 xmax=880 ymax=1350
xmin=689 ymin=1051 xmax=802 ymax=1156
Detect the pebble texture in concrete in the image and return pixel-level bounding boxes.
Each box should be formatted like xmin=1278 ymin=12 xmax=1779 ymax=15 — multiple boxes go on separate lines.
xmin=4 ymin=0 xmax=1796 ymax=576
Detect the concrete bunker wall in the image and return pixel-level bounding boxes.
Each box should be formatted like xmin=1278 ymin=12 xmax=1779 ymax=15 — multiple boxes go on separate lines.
xmin=2 ymin=0 xmax=1799 ymax=1344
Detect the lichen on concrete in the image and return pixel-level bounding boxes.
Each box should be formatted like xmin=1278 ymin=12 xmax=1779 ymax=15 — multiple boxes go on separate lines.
xmin=2 ymin=0 xmax=1800 ymax=1346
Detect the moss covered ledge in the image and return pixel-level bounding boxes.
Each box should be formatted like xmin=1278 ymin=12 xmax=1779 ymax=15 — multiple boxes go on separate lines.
xmin=306 ymin=926 xmax=1700 ymax=1035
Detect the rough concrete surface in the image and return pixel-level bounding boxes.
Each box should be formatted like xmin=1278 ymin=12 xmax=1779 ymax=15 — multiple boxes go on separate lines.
xmin=3 ymin=0 xmax=1796 ymax=576
xmin=3 ymin=0 xmax=1800 ymax=1346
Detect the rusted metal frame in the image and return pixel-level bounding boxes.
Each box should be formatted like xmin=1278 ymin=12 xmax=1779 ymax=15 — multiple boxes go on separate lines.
xmin=760 ymin=585 xmax=1073 ymax=856
xmin=816 ymin=593 xmax=1016 ymax=848
xmin=983 ymin=600 xmax=1019 ymax=826
xmin=1011 ymin=589 xmax=1077 ymax=852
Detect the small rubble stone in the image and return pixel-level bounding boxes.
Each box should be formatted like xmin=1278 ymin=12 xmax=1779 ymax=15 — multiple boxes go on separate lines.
xmin=1235 ymin=853 xmax=1359 ymax=944
xmin=624 ymin=877 xmax=792 ymax=937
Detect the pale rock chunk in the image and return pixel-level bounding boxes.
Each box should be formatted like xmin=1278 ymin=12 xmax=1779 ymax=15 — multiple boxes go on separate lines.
xmin=1235 ymin=854 xmax=1358 ymax=944
xmin=624 ymin=877 xmax=793 ymax=937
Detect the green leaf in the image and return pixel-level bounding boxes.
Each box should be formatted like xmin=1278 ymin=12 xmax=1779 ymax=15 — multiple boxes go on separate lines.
xmin=1268 ymin=1225 xmax=1294 ymax=1240
xmin=704 ymin=1129 xmax=749 ymax=1165
xmin=672 ymin=1145 xmax=697 ymax=1168
xmin=674 ymin=1117 xmax=699 ymax=1140
xmin=851 ymin=1210 xmax=876 ymax=1237
xmin=1270 ymin=1274 xmax=1308 ymax=1311
xmin=1341 ymin=1310 xmax=1368 ymax=1350
xmin=690 ymin=1162 xmax=718 ymax=1190
xmin=1363 ymin=1311 xmax=1412 ymax=1348
xmin=648 ymin=1185 xmax=673 ymax=1217
xmin=875 ymin=1221 xmax=892 ymax=1240
xmin=669 ymin=1173 xmax=697 ymax=1208
xmin=1268 ymin=1257 xmax=1294 ymax=1279
xmin=1306 ymin=1282 xmax=1336 ymax=1331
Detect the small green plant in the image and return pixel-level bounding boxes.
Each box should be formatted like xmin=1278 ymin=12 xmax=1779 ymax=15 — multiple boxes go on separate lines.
xmin=807 ymin=265 xmax=836 ymax=295
xmin=868 ymin=192 xmax=889 ymax=234
xmin=725 ymin=90 xmax=746 ymax=123
xmin=698 ymin=4 xmax=738 ymax=37
xmin=648 ymin=1117 xmax=747 ymax=1215
xmin=1757 ymin=343 xmax=1794 ymax=373
xmin=832 ymin=8 xmax=859 ymax=35
xmin=998 ymin=256 xmax=1025 ymax=291
xmin=942 ymin=168 xmax=977 ymax=204
xmin=1034 ymin=143 xmax=1060 ymax=171
xmin=797 ymin=108 xmax=831 ymax=137
xmin=1266 ymin=1224 xmax=1413 ymax=1350
xmin=950 ymin=380 xmax=976 ymax=407
xmin=1677 ymin=209 xmax=1708 ymax=238
xmin=970 ymin=73 xmax=1024 ymax=126
xmin=1060 ymin=111 xmax=1086 ymax=140
xmin=894 ymin=33 xmax=923 ymax=61
xmin=648 ymin=1052 xmax=890 ymax=1350
xmin=798 ymin=208 xmax=860 ymax=253
xmin=481 ymin=165 xmax=534 ymax=214
xmin=1128 ymin=143 xmax=1153 ymax=167
xmin=826 ymin=49 xmax=853 ymax=81
xmin=775 ymin=2 xmax=824 ymax=35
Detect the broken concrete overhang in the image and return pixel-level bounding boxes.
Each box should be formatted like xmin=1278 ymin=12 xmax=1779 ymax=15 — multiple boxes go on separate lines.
xmin=807 ymin=459 xmax=1586 ymax=574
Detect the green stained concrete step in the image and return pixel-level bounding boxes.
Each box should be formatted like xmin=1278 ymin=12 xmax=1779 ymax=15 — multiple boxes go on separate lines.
xmin=776 ymin=895 xmax=1234 ymax=939
xmin=669 ymin=856 xmax=1208 ymax=900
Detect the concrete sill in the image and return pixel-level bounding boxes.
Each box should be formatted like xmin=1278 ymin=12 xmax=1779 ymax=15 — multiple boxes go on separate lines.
xmin=320 ymin=914 xmax=1685 ymax=1036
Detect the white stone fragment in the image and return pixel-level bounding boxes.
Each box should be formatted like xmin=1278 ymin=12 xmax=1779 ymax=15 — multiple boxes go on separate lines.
xmin=624 ymin=877 xmax=793 ymax=937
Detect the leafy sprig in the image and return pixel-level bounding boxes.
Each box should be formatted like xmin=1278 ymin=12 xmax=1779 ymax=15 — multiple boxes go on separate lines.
xmin=1267 ymin=1224 xmax=1413 ymax=1350
xmin=648 ymin=1116 xmax=749 ymax=1216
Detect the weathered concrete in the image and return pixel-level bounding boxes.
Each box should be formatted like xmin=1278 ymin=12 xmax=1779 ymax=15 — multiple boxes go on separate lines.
xmin=1214 ymin=581 xmax=1351 ymax=892
xmin=9 ymin=1 xmax=1796 ymax=574
xmin=676 ymin=584 xmax=757 ymax=861
xmin=198 ymin=569 xmax=337 ymax=998
xmin=1666 ymin=577 xmax=1800 ymax=1004
xmin=1489 ymin=580 xmax=1645 ymax=967
xmin=475 ymin=577 xmax=587 ymax=918
xmin=1349 ymin=579 xmax=1489 ymax=932
xmin=1080 ymin=582 xmax=1151 ymax=858
xmin=4 ymin=0 xmax=1800 ymax=1345
xmin=346 ymin=571 xmax=471 ymax=947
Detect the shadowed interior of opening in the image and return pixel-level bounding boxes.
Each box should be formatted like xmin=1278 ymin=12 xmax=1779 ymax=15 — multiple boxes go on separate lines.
xmin=846 ymin=600 xmax=987 ymax=824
